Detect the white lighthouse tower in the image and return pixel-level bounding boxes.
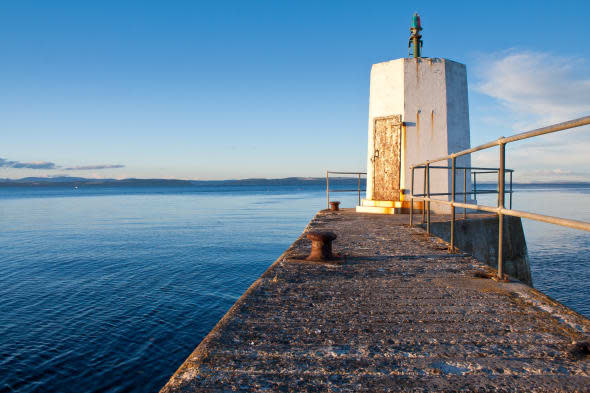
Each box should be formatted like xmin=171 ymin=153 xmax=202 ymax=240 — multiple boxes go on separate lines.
xmin=357 ymin=14 xmax=474 ymax=214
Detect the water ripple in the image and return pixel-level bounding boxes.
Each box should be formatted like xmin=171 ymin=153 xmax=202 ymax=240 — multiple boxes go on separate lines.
xmin=1 ymin=186 xmax=589 ymax=392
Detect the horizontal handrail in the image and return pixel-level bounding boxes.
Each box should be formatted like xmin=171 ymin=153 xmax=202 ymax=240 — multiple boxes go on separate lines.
xmin=327 ymin=171 xmax=367 ymax=175
xmin=413 ymin=190 xmax=500 ymax=197
xmin=413 ymin=165 xmax=514 ymax=172
xmin=326 ymin=171 xmax=367 ymax=209
xmin=411 ymin=115 xmax=590 ymax=167
xmin=411 ymin=197 xmax=590 ymax=233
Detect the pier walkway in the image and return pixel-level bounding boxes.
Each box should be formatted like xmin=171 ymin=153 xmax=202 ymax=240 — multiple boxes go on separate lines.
xmin=161 ymin=210 xmax=590 ymax=392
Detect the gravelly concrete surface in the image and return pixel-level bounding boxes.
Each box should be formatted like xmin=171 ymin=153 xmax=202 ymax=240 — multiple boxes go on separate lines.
xmin=160 ymin=210 xmax=590 ymax=392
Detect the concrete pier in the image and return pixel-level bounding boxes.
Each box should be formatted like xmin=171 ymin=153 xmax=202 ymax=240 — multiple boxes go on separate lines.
xmin=161 ymin=210 xmax=590 ymax=392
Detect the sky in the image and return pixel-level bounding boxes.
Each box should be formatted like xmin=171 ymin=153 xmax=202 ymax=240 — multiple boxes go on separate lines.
xmin=1 ymin=0 xmax=589 ymax=182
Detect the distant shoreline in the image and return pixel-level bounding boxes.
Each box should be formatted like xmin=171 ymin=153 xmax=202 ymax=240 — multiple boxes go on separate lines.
xmin=2 ymin=176 xmax=590 ymax=189
xmin=0 ymin=177 xmax=343 ymax=187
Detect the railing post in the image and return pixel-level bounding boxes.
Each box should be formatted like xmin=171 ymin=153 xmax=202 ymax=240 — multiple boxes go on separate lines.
xmin=410 ymin=167 xmax=414 ymax=227
xmin=451 ymin=157 xmax=456 ymax=251
xmin=463 ymin=167 xmax=467 ymax=219
xmin=497 ymin=169 xmax=500 ymax=207
xmin=498 ymin=144 xmax=506 ymax=280
xmin=473 ymin=173 xmax=477 ymax=200
xmin=509 ymin=171 xmax=513 ymax=210
xmin=326 ymin=171 xmax=330 ymax=210
xmin=422 ymin=166 xmax=426 ymax=225
xmin=426 ymin=163 xmax=431 ymax=234
xmin=358 ymin=173 xmax=361 ymax=206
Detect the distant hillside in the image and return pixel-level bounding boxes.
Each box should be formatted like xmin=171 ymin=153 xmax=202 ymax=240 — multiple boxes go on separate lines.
xmin=0 ymin=177 xmax=195 ymax=187
xmin=1 ymin=176 xmax=589 ymax=189
xmin=190 ymin=177 xmax=336 ymax=186
xmin=0 ymin=176 xmax=362 ymax=187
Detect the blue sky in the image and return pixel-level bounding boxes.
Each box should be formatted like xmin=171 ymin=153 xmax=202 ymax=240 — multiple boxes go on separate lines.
xmin=1 ymin=1 xmax=589 ymax=181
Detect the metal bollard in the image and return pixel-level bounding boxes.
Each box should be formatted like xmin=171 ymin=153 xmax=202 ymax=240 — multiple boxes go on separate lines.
xmin=306 ymin=231 xmax=337 ymax=261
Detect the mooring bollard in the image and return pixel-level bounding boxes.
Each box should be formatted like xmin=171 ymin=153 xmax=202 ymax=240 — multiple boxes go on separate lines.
xmin=306 ymin=231 xmax=337 ymax=261
xmin=329 ymin=201 xmax=341 ymax=211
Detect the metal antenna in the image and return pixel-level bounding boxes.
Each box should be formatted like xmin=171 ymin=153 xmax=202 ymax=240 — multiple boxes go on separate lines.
xmin=408 ymin=13 xmax=423 ymax=58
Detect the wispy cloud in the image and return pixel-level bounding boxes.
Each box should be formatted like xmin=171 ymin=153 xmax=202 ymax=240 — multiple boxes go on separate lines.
xmin=0 ymin=157 xmax=58 ymax=169
xmin=1 ymin=157 xmax=125 ymax=171
xmin=63 ymin=164 xmax=125 ymax=170
xmin=516 ymin=168 xmax=590 ymax=183
xmin=472 ymin=50 xmax=590 ymax=182
xmin=475 ymin=50 xmax=590 ymax=125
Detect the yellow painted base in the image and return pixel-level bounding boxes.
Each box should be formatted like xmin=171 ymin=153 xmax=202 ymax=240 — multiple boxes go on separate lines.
xmin=356 ymin=199 xmax=424 ymax=215
xmin=356 ymin=205 xmax=401 ymax=214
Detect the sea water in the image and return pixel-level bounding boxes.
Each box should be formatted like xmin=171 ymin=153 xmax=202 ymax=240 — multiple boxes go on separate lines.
xmin=1 ymin=184 xmax=589 ymax=392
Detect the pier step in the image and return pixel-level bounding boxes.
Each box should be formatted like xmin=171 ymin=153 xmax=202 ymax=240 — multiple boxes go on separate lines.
xmin=356 ymin=199 xmax=423 ymax=214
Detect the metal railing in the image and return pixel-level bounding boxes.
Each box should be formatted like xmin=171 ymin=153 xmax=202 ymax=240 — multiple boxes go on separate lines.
xmin=412 ymin=166 xmax=514 ymax=218
xmin=326 ymin=171 xmax=366 ymax=209
xmin=409 ymin=115 xmax=590 ymax=280
xmin=473 ymin=169 xmax=514 ymax=210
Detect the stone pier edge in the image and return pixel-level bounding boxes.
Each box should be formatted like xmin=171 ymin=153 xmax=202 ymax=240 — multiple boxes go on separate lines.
xmin=160 ymin=213 xmax=322 ymax=390
xmin=160 ymin=210 xmax=590 ymax=391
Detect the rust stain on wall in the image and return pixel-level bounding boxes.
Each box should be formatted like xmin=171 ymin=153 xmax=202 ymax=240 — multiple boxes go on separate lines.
xmin=402 ymin=123 xmax=407 ymax=170
xmin=431 ymin=110 xmax=435 ymax=139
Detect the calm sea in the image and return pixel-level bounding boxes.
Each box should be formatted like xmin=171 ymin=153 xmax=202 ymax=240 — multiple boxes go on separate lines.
xmin=1 ymin=183 xmax=589 ymax=393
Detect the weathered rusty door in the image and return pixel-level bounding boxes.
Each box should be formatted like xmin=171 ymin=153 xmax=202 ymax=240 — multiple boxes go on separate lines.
xmin=372 ymin=115 xmax=402 ymax=201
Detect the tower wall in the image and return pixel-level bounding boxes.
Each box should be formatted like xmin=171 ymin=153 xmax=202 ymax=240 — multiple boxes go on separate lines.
xmin=366 ymin=59 xmax=404 ymax=200
xmin=365 ymin=58 xmax=473 ymax=213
